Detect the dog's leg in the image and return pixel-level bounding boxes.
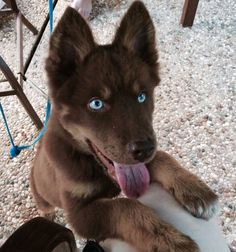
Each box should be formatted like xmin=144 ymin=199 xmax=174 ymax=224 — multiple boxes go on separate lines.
xmin=147 ymin=151 xmax=218 ymax=220
xmin=29 ymin=169 xmax=55 ymax=221
xmin=62 ymin=192 xmax=199 ymax=252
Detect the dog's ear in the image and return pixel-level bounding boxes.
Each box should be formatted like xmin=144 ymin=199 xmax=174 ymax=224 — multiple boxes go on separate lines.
xmin=113 ymin=1 xmax=157 ymax=67
xmin=46 ymin=7 xmax=96 ymax=92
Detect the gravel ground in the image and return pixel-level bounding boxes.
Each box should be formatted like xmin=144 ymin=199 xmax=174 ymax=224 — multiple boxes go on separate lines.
xmin=0 ymin=0 xmax=235 ymax=250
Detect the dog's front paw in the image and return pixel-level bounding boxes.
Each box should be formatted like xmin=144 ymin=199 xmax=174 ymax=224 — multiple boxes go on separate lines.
xmin=184 ymin=191 xmax=219 ymax=220
xmin=172 ymin=178 xmax=219 ymax=220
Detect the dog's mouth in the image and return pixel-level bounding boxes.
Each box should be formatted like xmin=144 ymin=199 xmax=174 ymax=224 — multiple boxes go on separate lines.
xmin=87 ymin=140 xmax=150 ymax=198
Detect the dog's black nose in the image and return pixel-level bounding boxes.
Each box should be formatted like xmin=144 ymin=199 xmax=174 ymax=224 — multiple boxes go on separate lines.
xmin=128 ymin=140 xmax=155 ymax=162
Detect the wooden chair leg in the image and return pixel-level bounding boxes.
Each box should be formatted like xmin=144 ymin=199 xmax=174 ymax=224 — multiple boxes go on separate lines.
xmin=0 ymin=56 xmax=43 ymax=130
xmin=3 ymin=0 xmax=38 ymax=34
xmin=180 ymin=0 xmax=199 ymax=27
xmin=16 ymin=12 xmax=24 ymax=86
xmin=2 ymin=0 xmax=38 ymax=89
xmin=21 ymin=13 xmax=38 ymax=35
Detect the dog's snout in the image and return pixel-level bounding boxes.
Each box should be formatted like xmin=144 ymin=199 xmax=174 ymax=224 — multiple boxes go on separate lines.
xmin=127 ymin=140 xmax=155 ymax=162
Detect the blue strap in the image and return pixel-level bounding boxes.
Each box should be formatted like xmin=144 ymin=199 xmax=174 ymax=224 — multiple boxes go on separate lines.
xmin=0 ymin=102 xmax=20 ymax=156
xmin=0 ymin=101 xmax=51 ymax=158
xmin=0 ymin=1 xmax=54 ymax=158
xmin=48 ymin=0 xmax=54 ymax=33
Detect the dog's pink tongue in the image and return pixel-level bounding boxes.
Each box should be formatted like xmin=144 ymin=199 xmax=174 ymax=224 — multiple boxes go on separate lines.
xmin=113 ymin=162 xmax=150 ymax=198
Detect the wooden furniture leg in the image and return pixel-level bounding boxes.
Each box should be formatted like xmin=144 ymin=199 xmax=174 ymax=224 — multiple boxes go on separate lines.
xmin=2 ymin=0 xmax=38 ymax=87
xmin=0 ymin=56 xmax=43 ymax=130
xmin=180 ymin=0 xmax=200 ymax=27
xmin=21 ymin=13 xmax=38 ymax=35
xmin=2 ymin=0 xmax=38 ymax=35
xmin=16 ymin=12 xmax=24 ymax=86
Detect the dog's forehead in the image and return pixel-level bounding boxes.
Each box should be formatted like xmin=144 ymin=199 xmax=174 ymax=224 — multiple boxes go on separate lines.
xmin=82 ymin=46 xmax=153 ymax=92
xmin=84 ymin=47 xmax=125 ymax=74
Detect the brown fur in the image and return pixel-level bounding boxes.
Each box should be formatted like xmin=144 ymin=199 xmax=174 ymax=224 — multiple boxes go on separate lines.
xmin=31 ymin=2 xmax=218 ymax=251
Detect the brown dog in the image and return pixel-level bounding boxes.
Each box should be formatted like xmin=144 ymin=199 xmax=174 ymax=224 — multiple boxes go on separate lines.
xmin=30 ymin=2 xmax=218 ymax=251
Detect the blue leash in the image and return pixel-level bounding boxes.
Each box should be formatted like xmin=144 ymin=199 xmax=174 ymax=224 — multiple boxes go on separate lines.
xmin=48 ymin=0 xmax=54 ymax=33
xmin=0 ymin=0 xmax=53 ymax=158
xmin=0 ymin=101 xmax=51 ymax=157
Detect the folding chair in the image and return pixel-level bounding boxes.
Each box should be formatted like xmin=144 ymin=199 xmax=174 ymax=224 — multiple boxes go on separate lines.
xmin=0 ymin=1 xmax=42 ymax=129
xmin=0 ymin=56 xmax=43 ymax=129
xmin=0 ymin=0 xmax=38 ymax=86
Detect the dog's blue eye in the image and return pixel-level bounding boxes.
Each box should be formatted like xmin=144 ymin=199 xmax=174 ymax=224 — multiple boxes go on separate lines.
xmin=137 ymin=92 xmax=146 ymax=103
xmin=89 ymin=99 xmax=104 ymax=110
